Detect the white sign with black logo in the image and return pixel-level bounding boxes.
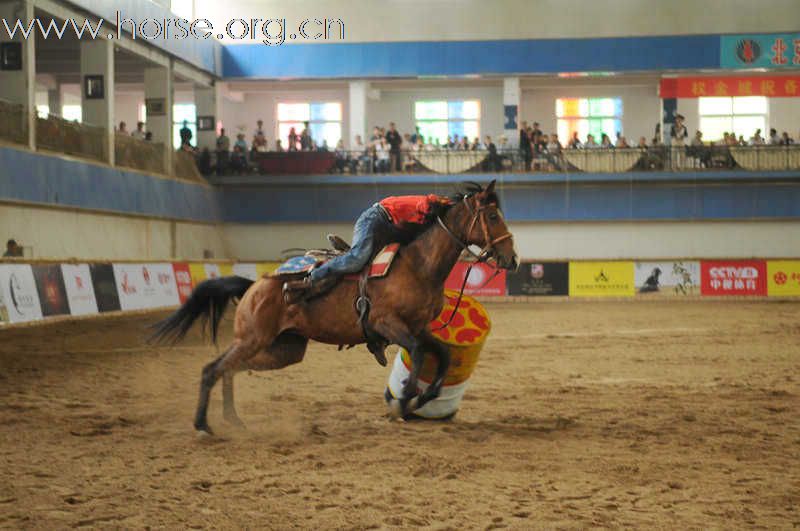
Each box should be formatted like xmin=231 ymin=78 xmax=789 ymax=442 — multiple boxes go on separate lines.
xmin=635 ymin=261 xmax=701 ymax=296
xmin=0 ymin=264 xmax=43 ymax=323
xmin=60 ymin=264 xmax=99 ymax=316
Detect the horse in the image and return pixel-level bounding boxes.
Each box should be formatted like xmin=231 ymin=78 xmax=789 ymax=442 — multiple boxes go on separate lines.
xmin=151 ymin=181 xmax=518 ymax=434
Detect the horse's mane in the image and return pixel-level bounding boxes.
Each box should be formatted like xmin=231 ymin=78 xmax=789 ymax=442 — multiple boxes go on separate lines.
xmin=425 ymin=181 xmax=501 ymax=222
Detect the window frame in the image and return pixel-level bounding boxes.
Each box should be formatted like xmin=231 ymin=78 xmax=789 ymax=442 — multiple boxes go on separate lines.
xmin=697 ymin=96 xmax=769 ymax=142
xmin=413 ymin=99 xmax=481 ymax=146
xmin=556 ymin=97 xmax=623 ymax=144
xmin=276 ymin=100 xmax=343 ymax=150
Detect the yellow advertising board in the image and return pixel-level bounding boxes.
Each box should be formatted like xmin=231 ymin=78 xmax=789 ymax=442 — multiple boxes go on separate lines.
xmin=767 ymin=260 xmax=800 ymax=296
xmin=569 ymin=261 xmax=635 ymax=297
xmin=188 ymin=263 xmax=208 ymax=286
xmin=256 ymin=262 xmax=280 ymax=276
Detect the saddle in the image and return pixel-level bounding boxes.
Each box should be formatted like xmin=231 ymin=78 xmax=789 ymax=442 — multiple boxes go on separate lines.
xmin=275 ymin=234 xmax=398 ymax=366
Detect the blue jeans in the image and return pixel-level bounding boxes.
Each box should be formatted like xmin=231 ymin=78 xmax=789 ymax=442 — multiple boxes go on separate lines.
xmin=310 ymin=204 xmax=393 ymax=282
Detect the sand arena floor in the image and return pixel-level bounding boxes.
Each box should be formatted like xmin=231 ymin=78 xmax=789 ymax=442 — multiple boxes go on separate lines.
xmin=0 ymin=300 xmax=798 ymax=529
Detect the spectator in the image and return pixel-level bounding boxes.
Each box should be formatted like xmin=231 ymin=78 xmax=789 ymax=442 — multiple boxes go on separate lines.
xmin=459 ymin=136 xmax=470 ymax=151
xmin=370 ymin=126 xmax=381 ymax=143
xmin=567 ymin=131 xmax=582 ymax=149
xmin=275 ymin=139 xmax=284 ymax=152
xmin=231 ymin=133 xmax=248 ymax=174
xmin=585 ymin=134 xmax=599 ymax=148
xmin=131 ymin=121 xmax=146 ymax=140
xmin=197 ymin=148 xmax=212 ymax=175
xmin=179 ymin=120 xmax=193 ymax=147
xmin=375 ymin=139 xmax=390 ymax=172
xmin=215 ymin=128 xmax=230 ymax=175
xmin=118 ymin=121 xmax=128 ymax=134
xmin=780 ymin=132 xmax=795 ymax=145
xmin=3 ymin=239 xmax=22 ymax=257
xmin=445 ymin=136 xmax=454 ymax=149
xmin=738 ymin=135 xmax=746 ymax=146
xmin=637 ymin=136 xmax=648 ymax=149
xmin=689 ymin=131 xmax=711 ymax=167
xmin=547 ymin=133 xmax=564 ymax=170
xmin=483 ymin=135 xmax=500 ymax=172
xmin=252 ymin=131 xmax=268 ymax=153
xmin=319 ymin=140 xmax=330 ymax=152
xmin=749 ymin=129 xmax=765 ymax=145
xmin=385 ymin=122 xmax=402 ymax=172
xmin=769 ymin=128 xmax=780 ymax=145
xmin=144 ymin=131 xmax=153 ymax=142
xmin=600 ymin=133 xmax=614 ymax=149
xmin=670 ymin=114 xmax=688 ymax=146
xmin=519 ymin=121 xmax=532 ymax=170
xmin=288 ymin=127 xmax=298 ymax=151
xmin=615 ymin=135 xmax=630 ymax=148
xmin=353 ymin=135 xmax=370 ymax=172
xmin=300 ymin=122 xmax=312 ymax=151
xmin=254 ymin=119 xmax=265 ymax=137
xmin=410 ymin=126 xmax=421 ymax=145
xmin=334 ymin=139 xmax=348 ymax=173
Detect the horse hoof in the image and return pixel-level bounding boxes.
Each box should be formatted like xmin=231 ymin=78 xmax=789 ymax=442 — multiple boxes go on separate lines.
xmin=194 ymin=423 xmax=214 ymax=437
xmin=388 ymin=399 xmax=403 ymax=419
xmin=406 ymin=396 xmax=420 ymax=413
xmin=224 ymin=415 xmax=246 ymax=429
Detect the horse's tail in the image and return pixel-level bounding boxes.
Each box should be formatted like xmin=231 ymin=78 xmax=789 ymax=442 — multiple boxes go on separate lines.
xmin=149 ymin=275 xmax=254 ymax=345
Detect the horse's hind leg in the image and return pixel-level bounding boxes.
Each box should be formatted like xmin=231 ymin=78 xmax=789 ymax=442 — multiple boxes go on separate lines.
xmin=219 ymin=333 xmax=309 ymax=429
xmin=414 ymin=335 xmax=451 ymax=410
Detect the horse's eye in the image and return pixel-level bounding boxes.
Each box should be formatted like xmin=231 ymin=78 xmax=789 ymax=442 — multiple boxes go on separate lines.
xmin=488 ymin=213 xmax=499 ymax=221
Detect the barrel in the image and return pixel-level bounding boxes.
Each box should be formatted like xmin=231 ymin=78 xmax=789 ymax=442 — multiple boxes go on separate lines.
xmin=385 ymin=289 xmax=491 ymax=419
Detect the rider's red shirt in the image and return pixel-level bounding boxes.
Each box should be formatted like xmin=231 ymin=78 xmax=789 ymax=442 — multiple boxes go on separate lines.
xmin=379 ymin=195 xmax=447 ymax=226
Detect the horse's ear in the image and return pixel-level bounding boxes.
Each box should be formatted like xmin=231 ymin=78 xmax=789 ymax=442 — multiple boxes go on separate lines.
xmin=485 ymin=180 xmax=496 ymax=195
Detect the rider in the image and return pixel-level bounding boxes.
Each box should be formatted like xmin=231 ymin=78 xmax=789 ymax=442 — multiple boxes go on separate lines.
xmin=284 ymin=194 xmax=452 ymax=302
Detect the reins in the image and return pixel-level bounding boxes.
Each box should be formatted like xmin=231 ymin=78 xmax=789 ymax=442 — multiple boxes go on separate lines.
xmin=431 ymin=195 xmax=511 ymax=332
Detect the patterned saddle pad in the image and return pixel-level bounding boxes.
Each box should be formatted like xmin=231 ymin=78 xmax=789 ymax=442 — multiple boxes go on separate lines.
xmin=273 ymin=243 xmax=401 ymax=279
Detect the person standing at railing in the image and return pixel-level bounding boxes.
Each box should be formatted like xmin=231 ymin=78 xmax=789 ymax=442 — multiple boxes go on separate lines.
xmin=749 ymin=129 xmax=765 ymax=146
xmin=231 ymin=133 xmax=248 ymax=174
xmin=288 ymin=127 xmax=298 ymax=151
xmin=780 ymin=132 xmax=795 ymax=145
xmin=568 ymin=131 xmax=582 ymax=149
xmin=547 ymin=134 xmax=564 ymax=170
xmin=519 ymin=121 xmax=532 ymax=171
xmin=179 ymin=120 xmax=193 ymax=148
xmin=132 ymin=121 xmax=146 ymax=140
xmin=3 ymin=239 xmax=22 ymax=257
xmin=769 ymin=128 xmax=780 ymax=145
xmin=118 ymin=121 xmax=128 ymax=134
xmin=215 ymin=128 xmax=230 ymax=175
xmin=669 ymin=114 xmax=688 ymax=169
xmin=300 ymin=122 xmax=312 ymax=151
xmin=484 ymin=136 xmax=500 ymax=172
xmin=385 ymin=122 xmax=403 ymax=172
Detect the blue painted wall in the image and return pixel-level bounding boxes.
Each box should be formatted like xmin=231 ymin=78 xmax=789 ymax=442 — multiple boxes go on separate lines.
xmin=223 ymin=35 xmax=720 ymax=79
xmin=0 ymin=146 xmax=219 ymax=222
xmin=1 ymin=145 xmax=797 ymax=224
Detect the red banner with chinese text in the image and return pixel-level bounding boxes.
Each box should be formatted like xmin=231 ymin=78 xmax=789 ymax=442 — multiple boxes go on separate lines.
xmin=660 ymin=76 xmax=800 ymax=98
xmin=700 ymin=260 xmax=767 ymax=296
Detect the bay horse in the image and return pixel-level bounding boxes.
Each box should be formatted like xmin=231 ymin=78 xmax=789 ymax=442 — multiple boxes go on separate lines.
xmin=152 ymin=181 xmax=518 ymax=434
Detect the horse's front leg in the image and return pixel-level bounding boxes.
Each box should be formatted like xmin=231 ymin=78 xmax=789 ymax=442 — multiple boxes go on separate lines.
xmin=372 ymin=319 xmax=420 ymax=418
xmin=414 ymin=334 xmax=451 ymax=410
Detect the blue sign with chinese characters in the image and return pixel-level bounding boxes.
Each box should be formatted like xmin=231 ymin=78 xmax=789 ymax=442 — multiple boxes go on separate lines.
xmin=721 ymin=34 xmax=800 ymax=69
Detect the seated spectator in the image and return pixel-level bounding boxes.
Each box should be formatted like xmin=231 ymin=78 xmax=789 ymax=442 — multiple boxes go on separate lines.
xmin=483 ymin=135 xmax=500 ymax=172
xmin=585 ymin=134 xmax=599 ymax=149
xmin=615 ymin=135 xmax=630 ymax=148
xmin=738 ymin=135 xmax=747 ymax=146
xmin=749 ymin=129 xmax=765 ymax=145
xmin=459 ymin=136 xmax=470 ymax=151
xmin=769 ymin=128 xmax=780 ymax=145
xmin=470 ymin=137 xmax=481 ymax=151
xmin=132 ymin=121 xmax=146 ymax=140
xmin=780 ymin=132 xmax=795 ymax=145
xmin=410 ymin=126 xmax=421 ymax=145
xmin=352 ymin=135 xmax=370 ymax=173
xmin=600 ymin=133 xmax=614 ymax=149
xmin=689 ymin=131 xmax=711 ymax=167
xmin=215 ymin=128 xmax=230 ymax=175
xmin=334 ymin=140 xmax=348 ymax=173
xmin=375 ymin=139 xmax=390 ymax=172
xmin=275 ymin=139 xmax=284 ymax=152
xmin=370 ymin=126 xmax=381 ymax=143
xmin=144 ymin=131 xmax=153 ymax=141
xmin=118 ymin=121 xmax=128 ymax=134
xmin=231 ymin=133 xmax=248 ymax=174
xmin=319 ymin=140 xmax=330 ymax=152
xmin=637 ymin=136 xmax=648 ymax=149
xmin=3 ymin=239 xmax=22 ymax=257
xmin=445 ymin=136 xmax=454 ymax=149
xmin=547 ymin=134 xmax=564 ymax=170
xmin=567 ymin=132 xmax=582 ymax=149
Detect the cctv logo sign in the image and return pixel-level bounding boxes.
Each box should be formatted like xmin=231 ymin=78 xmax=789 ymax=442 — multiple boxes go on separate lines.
xmin=701 ymin=260 xmax=766 ymax=296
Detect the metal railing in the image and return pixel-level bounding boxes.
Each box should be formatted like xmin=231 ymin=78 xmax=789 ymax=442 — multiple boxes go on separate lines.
xmin=36 ymin=114 xmax=107 ymax=163
xmin=0 ymin=99 xmax=28 ymax=146
xmin=204 ymin=144 xmax=800 ymax=177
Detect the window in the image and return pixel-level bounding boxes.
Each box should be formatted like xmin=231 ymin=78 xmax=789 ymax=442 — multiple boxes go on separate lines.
xmin=36 ymin=105 xmax=49 ymax=118
xmin=277 ymin=102 xmax=342 ymax=149
xmin=172 ymin=103 xmax=196 ymax=149
xmin=698 ymin=96 xmax=767 ymax=141
xmin=556 ymin=98 xmax=622 ymax=143
xmin=414 ymin=100 xmax=480 ymax=145
xmin=35 ymin=104 xmax=81 ymax=122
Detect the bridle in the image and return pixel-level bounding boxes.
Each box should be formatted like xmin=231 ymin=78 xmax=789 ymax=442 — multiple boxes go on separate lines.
xmin=432 ymin=194 xmax=513 ymax=331
xmin=436 ymin=194 xmax=513 ymax=264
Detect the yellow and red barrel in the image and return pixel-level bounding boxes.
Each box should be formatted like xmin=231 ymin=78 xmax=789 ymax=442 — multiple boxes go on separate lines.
xmin=385 ymin=289 xmax=491 ymax=419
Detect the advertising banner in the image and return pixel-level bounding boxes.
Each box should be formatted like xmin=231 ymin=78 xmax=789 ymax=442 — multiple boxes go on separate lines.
xmin=113 ymin=263 xmax=180 ymax=310
xmin=172 ymin=262 xmax=193 ymax=303
xmin=232 ymin=263 xmax=258 ymax=280
xmin=60 ymin=264 xmax=99 ymax=316
xmin=0 ymin=264 xmax=43 ymax=323
xmin=188 ymin=263 xmax=208 ymax=287
xmin=256 ymin=262 xmax=280 ymax=277
xmin=634 ymin=261 xmax=700 ymax=296
xmin=89 ymin=264 xmax=121 ymax=312
xmin=660 ymin=75 xmax=800 ymax=98
xmin=766 ymin=260 xmax=800 ymax=296
xmin=445 ymin=262 xmax=507 ymax=296
xmin=32 ymin=265 xmax=70 ymax=317
xmin=720 ymin=34 xmax=800 ymax=70
xmin=569 ymin=261 xmax=635 ymax=297
xmin=506 ymin=262 xmax=569 ymax=296
xmin=700 ymin=260 xmax=767 ymax=296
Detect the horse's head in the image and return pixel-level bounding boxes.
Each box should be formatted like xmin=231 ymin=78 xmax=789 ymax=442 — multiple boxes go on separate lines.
xmin=457 ymin=180 xmax=519 ymax=271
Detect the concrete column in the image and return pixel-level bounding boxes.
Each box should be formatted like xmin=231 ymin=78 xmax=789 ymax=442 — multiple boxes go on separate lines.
xmin=503 ymin=77 xmax=520 ymax=148
xmin=0 ymin=0 xmax=36 ymax=149
xmin=144 ymin=63 xmax=173 ymax=174
xmin=194 ymin=84 xmax=218 ymax=151
xmin=80 ymin=39 xmax=114 ymax=164
xmin=348 ymin=80 xmax=368 ymax=149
